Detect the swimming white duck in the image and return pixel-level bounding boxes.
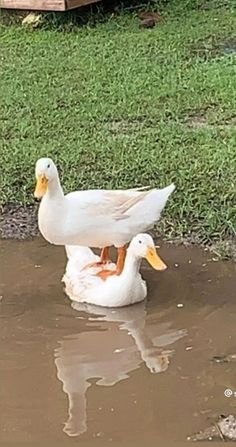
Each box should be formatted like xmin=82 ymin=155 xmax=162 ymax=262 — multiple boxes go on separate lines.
xmin=62 ymin=233 xmax=167 ymax=307
xmin=35 ymin=157 xmax=175 ymax=274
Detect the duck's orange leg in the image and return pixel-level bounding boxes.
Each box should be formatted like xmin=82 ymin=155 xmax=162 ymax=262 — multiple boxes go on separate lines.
xmin=96 ymin=245 xmax=128 ymax=280
xmin=100 ymin=246 xmax=110 ymax=263
xmin=116 ymin=245 xmax=128 ymax=275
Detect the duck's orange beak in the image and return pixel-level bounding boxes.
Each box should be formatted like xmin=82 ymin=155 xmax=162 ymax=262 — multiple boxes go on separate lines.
xmin=34 ymin=175 xmax=48 ymax=199
xmin=145 ymin=247 xmax=167 ymax=271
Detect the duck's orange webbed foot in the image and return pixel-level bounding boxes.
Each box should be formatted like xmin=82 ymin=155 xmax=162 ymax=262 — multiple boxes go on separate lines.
xmin=96 ymin=269 xmax=116 ymax=281
xmin=96 ymin=245 xmax=128 ymax=281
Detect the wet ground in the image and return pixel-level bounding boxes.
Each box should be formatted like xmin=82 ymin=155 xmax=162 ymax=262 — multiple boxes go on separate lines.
xmin=0 ymin=204 xmax=39 ymax=240
xmin=0 ymin=238 xmax=236 ymax=443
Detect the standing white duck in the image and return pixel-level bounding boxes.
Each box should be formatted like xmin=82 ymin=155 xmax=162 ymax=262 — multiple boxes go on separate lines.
xmin=62 ymin=233 xmax=167 ymax=307
xmin=34 ymin=157 xmax=175 ymax=274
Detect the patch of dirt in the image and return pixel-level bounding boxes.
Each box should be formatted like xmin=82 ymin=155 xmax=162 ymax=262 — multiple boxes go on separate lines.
xmin=108 ymin=116 xmax=155 ymax=134
xmin=138 ymin=11 xmax=163 ymax=29
xmin=109 ymin=120 xmax=140 ymax=134
xmin=186 ymin=105 xmax=214 ymax=129
xmin=190 ymin=36 xmax=236 ymax=60
xmin=0 ymin=204 xmax=39 ymax=240
xmin=188 ymin=415 xmax=236 ymax=441
xmin=187 ymin=114 xmax=208 ymax=129
xmin=190 ymin=41 xmax=221 ymax=60
xmin=186 ymin=106 xmax=236 ymax=130
xmin=187 ymin=116 xmax=236 ymax=130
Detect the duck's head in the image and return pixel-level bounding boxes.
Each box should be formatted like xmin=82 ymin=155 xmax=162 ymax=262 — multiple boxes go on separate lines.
xmin=34 ymin=157 xmax=58 ymax=199
xmin=129 ymin=233 xmax=167 ymax=271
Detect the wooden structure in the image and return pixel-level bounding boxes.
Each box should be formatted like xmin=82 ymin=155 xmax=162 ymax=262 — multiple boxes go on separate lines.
xmin=0 ymin=0 xmax=100 ymax=11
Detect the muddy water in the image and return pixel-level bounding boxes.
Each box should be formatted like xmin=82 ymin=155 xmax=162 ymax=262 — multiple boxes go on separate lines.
xmin=0 ymin=238 xmax=236 ymax=443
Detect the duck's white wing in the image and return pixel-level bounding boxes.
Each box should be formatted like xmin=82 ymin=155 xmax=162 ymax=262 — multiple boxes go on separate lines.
xmin=64 ymin=184 xmax=175 ymax=247
xmin=67 ymin=185 xmax=174 ymax=222
xmin=83 ymin=185 xmax=175 ymax=226
xmin=103 ymin=189 xmax=156 ymax=221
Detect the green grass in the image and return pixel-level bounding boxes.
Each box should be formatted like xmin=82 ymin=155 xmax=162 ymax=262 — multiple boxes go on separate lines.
xmin=0 ymin=1 xmax=236 ymax=250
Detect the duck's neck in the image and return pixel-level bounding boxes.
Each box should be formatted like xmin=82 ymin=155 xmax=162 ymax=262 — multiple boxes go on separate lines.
xmin=122 ymin=252 xmax=142 ymax=279
xmin=46 ymin=174 xmax=64 ymax=201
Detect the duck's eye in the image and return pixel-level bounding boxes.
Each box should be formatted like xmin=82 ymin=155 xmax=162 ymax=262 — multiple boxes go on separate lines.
xmin=47 ymin=164 xmax=50 ymax=169
xmin=138 ymin=240 xmax=142 ymax=244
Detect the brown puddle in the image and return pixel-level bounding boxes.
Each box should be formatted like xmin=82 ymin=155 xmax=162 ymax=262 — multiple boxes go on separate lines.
xmin=0 ymin=238 xmax=236 ymax=443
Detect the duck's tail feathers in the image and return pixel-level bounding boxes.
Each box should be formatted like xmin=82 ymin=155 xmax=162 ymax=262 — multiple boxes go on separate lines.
xmin=150 ymin=183 xmax=175 ymax=221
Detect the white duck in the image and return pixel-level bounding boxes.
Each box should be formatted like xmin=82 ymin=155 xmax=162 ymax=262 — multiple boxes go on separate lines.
xmin=34 ymin=157 xmax=175 ymax=274
xmin=62 ymin=233 xmax=167 ymax=307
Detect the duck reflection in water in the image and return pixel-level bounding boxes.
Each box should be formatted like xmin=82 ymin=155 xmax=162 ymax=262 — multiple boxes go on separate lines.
xmin=54 ymin=301 xmax=187 ymax=437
